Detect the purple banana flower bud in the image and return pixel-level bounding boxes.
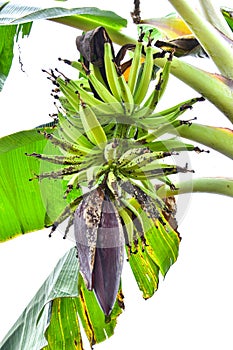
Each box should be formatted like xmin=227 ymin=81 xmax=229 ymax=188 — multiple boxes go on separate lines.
xmin=74 ymin=187 xmax=104 ymax=290
xmin=93 ymin=195 xmax=124 ymax=315
xmin=74 ymin=188 xmax=124 ymax=315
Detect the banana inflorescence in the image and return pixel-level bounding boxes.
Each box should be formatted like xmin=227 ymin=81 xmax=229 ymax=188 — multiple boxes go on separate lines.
xmin=28 ymin=26 xmax=205 ymax=316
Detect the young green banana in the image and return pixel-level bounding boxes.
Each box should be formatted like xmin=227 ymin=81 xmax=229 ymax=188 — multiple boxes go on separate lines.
xmin=39 ymin=131 xmax=86 ymax=155
xmin=74 ymin=82 xmax=117 ymax=115
xmin=58 ymin=112 xmax=94 ymax=150
xmin=133 ymin=58 xmax=169 ymax=118
xmin=145 ymin=138 xmax=198 ymax=152
xmin=67 ymin=59 xmax=124 ymax=113
xmin=26 ymin=152 xmax=82 ymax=165
xmin=142 ymin=96 xmax=205 ymax=119
xmin=87 ymin=71 xmax=123 ymax=113
xmin=138 ymin=52 xmax=173 ymax=117
xmin=104 ymin=42 xmax=136 ymax=115
xmin=91 ymin=63 xmax=109 ymax=88
xmin=133 ymin=44 xmax=154 ymax=106
xmin=79 ymin=102 xmax=107 ymax=149
xmin=155 ymin=52 xmax=173 ymax=102
xmin=118 ymin=74 xmax=135 ymax=115
xmin=138 ymin=111 xmax=183 ymax=129
xmin=125 ymin=164 xmax=191 ymax=181
xmin=118 ymin=147 xmax=150 ymax=168
xmin=137 ymin=119 xmax=186 ymax=143
xmin=127 ymin=41 xmax=143 ymax=94
xmin=56 ymin=77 xmax=80 ymax=113
xmin=122 ymin=151 xmax=172 ymax=172
xmin=104 ymin=41 xmax=122 ymax=101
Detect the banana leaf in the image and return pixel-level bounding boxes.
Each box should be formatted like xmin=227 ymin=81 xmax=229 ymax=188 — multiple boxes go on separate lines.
xmin=0 ymin=22 xmax=32 ymax=91
xmin=0 ymin=2 xmax=127 ymax=90
xmin=142 ymin=8 xmax=233 ymax=40
xmin=222 ymin=7 xmax=233 ymax=31
xmin=0 ymin=247 xmax=123 ymax=350
xmin=127 ymin=243 xmax=160 ymax=299
xmin=0 ymin=3 xmax=126 ymax=28
xmin=0 ymin=247 xmax=79 ymax=350
xmin=0 ymin=128 xmax=67 ymax=241
xmin=142 ymin=13 xmax=192 ymax=39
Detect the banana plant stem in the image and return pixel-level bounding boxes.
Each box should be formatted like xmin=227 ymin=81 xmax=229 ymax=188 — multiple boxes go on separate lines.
xmin=175 ymin=123 xmax=233 ymax=160
xmin=50 ymin=16 xmax=137 ymax=46
xmin=199 ymin=0 xmax=233 ymax=38
xmin=157 ymin=177 xmax=233 ymax=198
xmin=168 ymin=0 xmax=233 ymax=79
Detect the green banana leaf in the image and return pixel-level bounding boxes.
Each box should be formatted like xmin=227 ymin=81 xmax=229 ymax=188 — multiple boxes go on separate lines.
xmin=222 ymin=8 xmax=233 ymax=31
xmin=0 ymin=2 xmax=126 ymax=27
xmin=139 ymin=210 xmax=179 ymax=277
xmin=0 ymin=128 xmax=68 ymax=242
xmin=0 ymin=247 xmax=123 ymax=350
xmin=0 ymin=1 xmax=127 ymax=90
xmin=44 ymin=297 xmax=84 ymax=350
xmin=142 ymin=8 xmax=233 ymax=40
xmin=0 ymin=22 xmax=31 ymax=91
xmin=0 ymin=247 xmax=79 ymax=350
xmin=128 ymin=243 xmax=159 ymax=299
xmin=0 ymin=25 xmax=16 ymax=91
xmin=72 ymin=277 xmax=123 ymax=348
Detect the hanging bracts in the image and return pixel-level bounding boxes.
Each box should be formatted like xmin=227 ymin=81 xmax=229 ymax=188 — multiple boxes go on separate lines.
xmin=74 ymin=188 xmax=124 ymax=315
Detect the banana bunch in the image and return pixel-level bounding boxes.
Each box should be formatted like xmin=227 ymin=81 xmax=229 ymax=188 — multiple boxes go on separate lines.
xmin=28 ymin=27 xmax=205 ymax=316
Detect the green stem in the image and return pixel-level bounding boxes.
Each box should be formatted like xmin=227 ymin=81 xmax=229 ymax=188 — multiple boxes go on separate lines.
xmin=50 ymin=16 xmax=137 ymax=46
xmin=157 ymin=177 xmax=233 ymax=198
xmin=175 ymin=123 xmax=233 ymax=159
xmin=199 ymin=0 xmax=233 ymax=38
xmin=168 ymin=0 xmax=233 ymax=79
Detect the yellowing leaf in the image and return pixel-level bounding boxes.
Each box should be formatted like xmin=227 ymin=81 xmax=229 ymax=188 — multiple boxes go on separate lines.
xmin=142 ymin=14 xmax=192 ymax=39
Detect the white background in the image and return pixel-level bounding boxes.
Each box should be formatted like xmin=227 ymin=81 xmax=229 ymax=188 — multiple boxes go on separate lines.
xmin=0 ymin=0 xmax=233 ymax=349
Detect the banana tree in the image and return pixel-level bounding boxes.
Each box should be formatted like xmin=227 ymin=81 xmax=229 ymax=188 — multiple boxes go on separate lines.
xmin=0 ymin=0 xmax=233 ymax=349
